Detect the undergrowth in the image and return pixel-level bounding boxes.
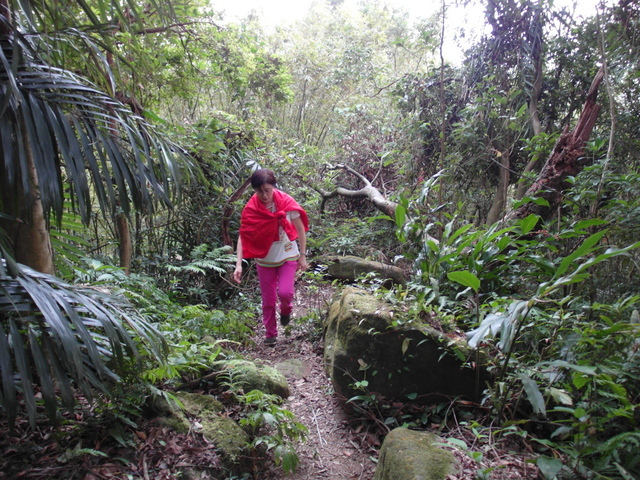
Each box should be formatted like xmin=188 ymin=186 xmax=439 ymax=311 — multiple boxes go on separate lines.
xmin=342 ymin=189 xmax=640 ymax=480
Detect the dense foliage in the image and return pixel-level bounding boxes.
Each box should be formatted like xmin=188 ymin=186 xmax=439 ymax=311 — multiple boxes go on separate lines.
xmin=1 ymin=0 xmax=640 ymax=478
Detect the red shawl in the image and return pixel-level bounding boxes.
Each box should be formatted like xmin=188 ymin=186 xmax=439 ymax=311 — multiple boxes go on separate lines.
xmin=239 ymin=189 xmax=309 ymax=259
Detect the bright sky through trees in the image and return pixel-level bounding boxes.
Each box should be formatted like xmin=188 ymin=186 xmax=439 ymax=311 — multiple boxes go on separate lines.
xmin=213 ymin=1 xmax=607 ymax=27
xmin=212 ymin=0 xmax=608 ymax=62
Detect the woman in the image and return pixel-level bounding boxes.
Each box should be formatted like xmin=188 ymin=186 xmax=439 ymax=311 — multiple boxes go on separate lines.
xmin=233 ymin=169 xmax=309 ymax=345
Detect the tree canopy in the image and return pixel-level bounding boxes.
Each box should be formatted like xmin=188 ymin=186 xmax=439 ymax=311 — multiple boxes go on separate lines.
xmin=1 ymin=0 xmax=640 ymax=478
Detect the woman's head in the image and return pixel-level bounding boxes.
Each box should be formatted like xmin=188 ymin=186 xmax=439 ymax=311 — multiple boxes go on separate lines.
xmin=250 ymin=168 xmax=276 ymax=205
xmin=250 ymin=168 xmax=276 ymax=189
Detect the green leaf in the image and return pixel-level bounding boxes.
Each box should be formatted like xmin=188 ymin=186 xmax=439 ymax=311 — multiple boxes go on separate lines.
xmin=573 ymin=219 xmax=608 ymax=231
xmin=519 ymin=373 xmax=546 ymax=416
xmin=447 ymin=270 xmax=480 ymax=292
xmin=1 ymin=36 xmax=187 ymax=228
xmin=572 ymin=373 xmax=591 ymax=389
xmin=519 ymin=214 xmax=540 ymax=234
xmin=394 ymin=204 xmax=407 ymax=229
xmin=548 ymin=360 xmax=597 ymax=376
xmin=8 ymin=319 xmax=37 ymax=427
xmin=442 ymin=438 xmax=468 ymax=450
xmin=513 ymin=196 xmax=550 ymax=209
xmin=555 ymin=230 xmax=608 ymax=278
xmin=573 ymin=242 xmax=640 ymax=277
xmin=0 ymin=263 xmax=166 ymax=427
xmin=536 ymin=456 xmax=563 ymax=479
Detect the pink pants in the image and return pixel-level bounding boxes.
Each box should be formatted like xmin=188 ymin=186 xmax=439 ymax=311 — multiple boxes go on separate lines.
xmin=256 ymin=261 xmax=297 ymax=338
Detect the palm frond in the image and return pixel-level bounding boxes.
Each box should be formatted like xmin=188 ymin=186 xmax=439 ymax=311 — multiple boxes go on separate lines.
xmin=0 ymin=221 xmax=20 ymax=277
xmin=0 ymin=16 xmax=189 ymax=228
xmin=0 ymin=261 xmax=168 ymax=428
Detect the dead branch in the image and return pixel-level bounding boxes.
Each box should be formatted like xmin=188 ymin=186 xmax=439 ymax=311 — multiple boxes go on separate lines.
xmin=316 ymin=163 xmax=398 ymax=218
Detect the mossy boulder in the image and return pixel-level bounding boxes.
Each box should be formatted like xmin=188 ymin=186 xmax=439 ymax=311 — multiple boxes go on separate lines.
xmin=214 ymin=359 xmax=290 ymax=399
xmin=148 ymin=390 xmax=249 ymax=471
xmin=176 ymin=391 xmax=224 ymax=416
xmin=323 ymin=287 xmax=490 ymax=401
xmin=172 ymin=393 xmax=248 ymax=460
xmin=373 ymin=427 xmax=456 ymax=480
xmin=327 ymin=255 xmax=406 ymax=285
xmin=200 ymin=415 xmax=249 ymax=461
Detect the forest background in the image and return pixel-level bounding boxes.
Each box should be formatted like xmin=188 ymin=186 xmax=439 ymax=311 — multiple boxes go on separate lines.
xmin=1 ymin=0 xmax=639 ymax=479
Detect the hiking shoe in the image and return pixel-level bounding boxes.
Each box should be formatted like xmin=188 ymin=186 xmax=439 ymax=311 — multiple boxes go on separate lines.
xmin=264 ymin=337 xmax=277 ymax=346
xmin=280 ymin=314 xmax=291 ymax=326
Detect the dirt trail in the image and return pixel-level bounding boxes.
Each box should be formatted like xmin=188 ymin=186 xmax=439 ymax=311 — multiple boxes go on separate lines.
xmin=244 ymin=282 xmax=377 ymax=480
xmin=249 ymin=335 xmax=376 ymax=480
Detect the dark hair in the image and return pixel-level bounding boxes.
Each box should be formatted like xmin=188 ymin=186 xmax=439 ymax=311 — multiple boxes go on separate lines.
xmin=250 ymin=168 xmax=277 ymax=189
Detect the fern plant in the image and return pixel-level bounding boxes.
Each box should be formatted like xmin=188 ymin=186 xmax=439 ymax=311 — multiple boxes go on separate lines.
xmin=165 ymin=244 xmax=237 ymax=304
xmin=237 ymin=389 xmax=308 ymax=474
xmin=167 ymin=244 xmax=237 ymax=276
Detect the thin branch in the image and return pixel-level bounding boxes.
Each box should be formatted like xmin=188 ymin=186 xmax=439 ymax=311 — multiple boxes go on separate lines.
xmin=590 ymin=8 xmax=616 ymax=218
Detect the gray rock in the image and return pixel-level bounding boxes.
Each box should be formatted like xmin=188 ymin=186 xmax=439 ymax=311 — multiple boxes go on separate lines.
xmin=323 ymin=287 xmax=490 ymax=401
xmin=275 ymin=358 xmax=308 ymax=379
xmin=214 ymin=358 xmax=291 ymax=399
xmin=374 ymin=427 xmax=456 ymax=480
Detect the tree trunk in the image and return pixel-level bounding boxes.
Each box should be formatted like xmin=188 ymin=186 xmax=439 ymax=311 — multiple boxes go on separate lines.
xmin=116 ymin=211 xmax=132 ymax=274
xmin=7 ymin=116 xmax=55 ymax=274
xmin=0 ymin=0 xmax=53 ymax=272
xmin=486 ymin=150 xmax=510 ymax=225
xmin=506 ymin=66 xmax=604 ymax=223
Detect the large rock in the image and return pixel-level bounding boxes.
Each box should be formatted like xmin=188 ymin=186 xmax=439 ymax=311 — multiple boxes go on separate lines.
xmin=176 ymin=392 xmax=249 ymax=461
xmin=373 ymin=427 xmax=456 ymax=480
xmin=147 ymin=391 xmax=250 ymax=472
xmin=214 ymin=359 xmax=291 ymax=399
xmin=327 ymin=255 xmax=406 ymax=285
xmin=323 ymin=287 xmax=489 ymax=401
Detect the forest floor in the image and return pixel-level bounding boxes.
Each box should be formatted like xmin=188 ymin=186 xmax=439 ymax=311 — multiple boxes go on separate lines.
xmin=243 ymin=279 xmax=541 ymax=480
xmin=0 ymin=277 xmax=541 ymax=480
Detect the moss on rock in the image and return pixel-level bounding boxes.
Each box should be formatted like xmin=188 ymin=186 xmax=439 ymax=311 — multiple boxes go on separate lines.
xmin=323 ymin=287 xmax=490 ymax=401
xmin=373 ymin=427 xmax=456 ymax=480
xmin=157 ymin=410 xmax=191 ymax=434
xmin=200 ymin=415 xmax=250 ymax=461
xmin=175 ymin=392 xmax=224 ymax=416
xmin=214 ymin=359 xmax=290 ymax=398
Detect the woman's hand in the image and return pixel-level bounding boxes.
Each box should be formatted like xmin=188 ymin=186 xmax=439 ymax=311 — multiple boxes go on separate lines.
xmin=233 ymin=266 xmax=242 ymax=283
xmin=297 ymin=255 xmax=308 ymax=272
xmin=234 ymin=237 xmax=243 ymax=283
xmin=292 ymin=216 xmax=307 ymax=273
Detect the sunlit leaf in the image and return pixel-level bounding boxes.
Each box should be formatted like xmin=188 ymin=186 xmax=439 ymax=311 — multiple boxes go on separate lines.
xmin=447 ymin=270 xmax=480 ymax=292
xmin=547 ymin=387 xmax=573 ymax=406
